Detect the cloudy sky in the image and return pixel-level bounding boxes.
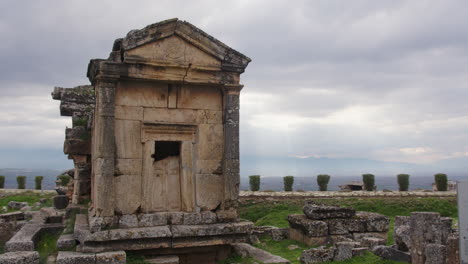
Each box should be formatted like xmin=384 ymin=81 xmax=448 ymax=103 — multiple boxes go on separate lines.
xmin=1 ymin=1 xmax=468 ymax=174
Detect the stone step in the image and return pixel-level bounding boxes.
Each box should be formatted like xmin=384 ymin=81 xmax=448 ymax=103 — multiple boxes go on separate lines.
xmin=145 ymin=255 xmax=179 ymax=264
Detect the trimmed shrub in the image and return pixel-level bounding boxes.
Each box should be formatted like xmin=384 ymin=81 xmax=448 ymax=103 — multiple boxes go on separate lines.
xmin=317 ymin=174 xmax=331 ymax=191
xmin=397 ymin=174 xmax=410 ymax=191
xmin=283 ymin=176 xmax=294 ymax=192
xmin=0 ymin=175 xmax=4 ymax=188
xmin=57 ymin=175 xmax=71 ymax=187
xmin=17 ymin=176 xmax=26 ymax=189
xmin=35 ymin=176 xmax=44 ymax=190
xmin=362 ymin=174 xmax=375 ymax=191
xmin=249 ymin=175 xmax=260 ymax=191
xmin=434 ymin=173 xmax=448 ymax=191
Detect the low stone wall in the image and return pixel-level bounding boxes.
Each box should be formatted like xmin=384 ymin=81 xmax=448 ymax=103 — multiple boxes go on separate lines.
xmin=240 ymin=190 xmax=456 ymax=200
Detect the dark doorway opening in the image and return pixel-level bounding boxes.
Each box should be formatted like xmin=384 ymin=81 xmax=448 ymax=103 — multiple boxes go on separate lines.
xmin=152 ymin=141 xmax=181 ymax=162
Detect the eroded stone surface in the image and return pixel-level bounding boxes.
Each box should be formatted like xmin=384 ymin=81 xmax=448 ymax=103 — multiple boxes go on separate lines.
xmin=0 ymin=251 xmax=39 ymax=264
xmin=56 ymin=251 xmax=96 ymax=264
xmin=287 ymin=215 xmax=328 ymax=237
xmin=372 ymin=245 xmax=411 ymax=263
xmin=300 ymin=246 xmax=334 ymax=264
xmin=303 ymin=204 xmax=355 ymax=220
xmin=334 ymin=242 xmax=359 ymax=261
xmin=232 ymin=243 xmax=289 ymax=264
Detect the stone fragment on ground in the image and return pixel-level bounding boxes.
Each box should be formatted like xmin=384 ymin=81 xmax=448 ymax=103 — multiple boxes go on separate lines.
xmin=424 ymin=243 xmax=447 ymax=264
xmin=333 ymin=242 xmax=359 ymax=261
xmin=300 ymin=246 xmax=334 ymax=264
xmin=0 ymin=251 xmax=40 ymax=264
xmin=303 ymin=203 xmax=355 ymax=220
xmin=232 ymin=243 xmax=290 ymax=263
xmin=57 ymin=234 xmax=76 ymax=250
xmin=8 ymin=201 xmax=29 ymax=210
xmin=360 ymin=237 xmax=386 ymax=249
xmin=372 ymin=245 xmax=411 ymax=263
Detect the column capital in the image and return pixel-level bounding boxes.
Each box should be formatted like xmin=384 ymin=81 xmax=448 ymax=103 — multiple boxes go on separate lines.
xmin=224 ymin=84 xmax=244 ymax=95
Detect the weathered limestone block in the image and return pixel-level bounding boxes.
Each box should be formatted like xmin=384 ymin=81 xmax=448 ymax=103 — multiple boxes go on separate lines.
xmin=328 ymin=234 xmax=354 ymax=244
xmin=95 ymin=251 xmax=126 ymax=264
xmin=114 ymin=174 xmax=141 ymax=215
xmin=288 ymin=227 xmax=328 ymax=246
xmin=231 ymin=243 xmax=289 ymax=263
xmin=143 ymin=108 xmax=198 ymax=124
xmin=270 ymin=228 xmax=289 ymax=241
xmin=200 ymin=211 xmax=217 ymax=224
xmin=168 ymin=212 xmax=184 ymax=225
xmin=394 ymin=216 xmax=410 ymax=227
xmin=352 ymin=232 xmax=387 ymax=242
xmin=326 ymin=218 xmax=366 ymax=235
xmin=183 ymin=213 xmax=202 ymax=225
xmin=372 ymin=245 xmax=411 ymax=263
xmin=115 ymin=81 xmax=168 ymax=108
xmin=197 ymin=124 xmax=224 ymax=160
xmin=177 ymin=85 xmax=222 ymax=111
xmin=300 ymin=246 xmax=334 ymax=264
xmin=171 ymin=222 xmax=252 ymax=238
xmin=334 ymin=242 xmax=360 ymax=261
xmin=352 ymin=247 xmax=367 ymax=257
xmin=355 ymin=211 xmax=389 ymax=232
xmin=0 ymin=212 xmax=25 ymax=221
xmin=64 ymin=139 xmax=91 ymax=155
xmin=7 ymin=201 xmax=29 ymax=210
xmin=424 ymin=243 xmax=446 ymax=264
xmin=56 ymin=251 xmax=96 ymax=264
xmin=303 ymin=204 xmax=355 ymax=220
xmin=360 ymin=237 xmax=386 ymax=249
xmin=57 ymin=234 xmax=76 ymax=250
xmin=394 ymin=224 xmax=411 ymax=252
xmin=216 ymin=209 xmax=238 ymax=223
xmin=197 ymin=110 xmax=223 ymax=124
xmin=196 ymin=174 xmax=223 ymax=211
xmin=114 ymin=159 xmax=142 ymax=176
xmin=119 ymin=214 xmax=138 ymax=228
xmin=115 ymin=105 xmax=143 ymax=120
xmin=446 ymin=232 xmax=460 ymax=264
xmin=114 ymin=119 xmax=142 ymax=159
xmin=138 ymin=213 xmax=168 ymax=227
xmin=287 ymin=214 xmax=328 ymax=237
xmin=0 ymin=251 xmax=40 ymax=264
xmin=195 ymin=160 xmax=222 ymax=174
xmin=410 ymin=212 xmax=446 ymax=264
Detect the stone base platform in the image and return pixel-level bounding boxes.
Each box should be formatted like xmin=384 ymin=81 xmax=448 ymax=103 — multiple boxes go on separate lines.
xmin=288 ymin=211 xmax=389 ymax=247
xmin=74 ymin=214 xmax=253 ymax=253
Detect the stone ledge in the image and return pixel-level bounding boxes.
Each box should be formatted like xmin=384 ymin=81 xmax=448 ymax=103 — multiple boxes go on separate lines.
xmin=6 ymin=223 xmax=64 ymax=252
xmin=0 ymin=251 xmax=40 ymax=264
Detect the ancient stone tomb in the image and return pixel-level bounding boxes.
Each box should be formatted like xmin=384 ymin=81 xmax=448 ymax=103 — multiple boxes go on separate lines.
xmin=52 ymin=18 xmax=252 ymax=261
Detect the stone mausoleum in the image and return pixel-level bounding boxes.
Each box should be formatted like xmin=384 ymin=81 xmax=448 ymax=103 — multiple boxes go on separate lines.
xmin=54 ymin=18 xmax=252 ymax=263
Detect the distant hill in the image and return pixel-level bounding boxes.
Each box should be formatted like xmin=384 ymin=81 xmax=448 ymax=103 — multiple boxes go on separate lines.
xmin=0 ymin=168 xmax=65 ymax=190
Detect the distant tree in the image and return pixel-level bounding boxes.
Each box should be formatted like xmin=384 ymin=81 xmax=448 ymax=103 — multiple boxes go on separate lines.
xmin=0 ymin=176 xmax=4 ymax=189
xmin=57 ymin=175 xmax=71 ymax=187
xmin=397 ymin=174 xmax=410 ymax=191
xmin=317 ymin=174 xmax=331 ymax=191
xmin=434 ymin=173 xmax=448 ymax=191
xmin=35 ymin=176 xmax=44 ymax=190
xmin=249 ymin=175 xmax=261 ymax=191
xmin=362 ymin=174 xmax=375 ymax=191
xmin=17 ymin=176 xmax=26 ymax=189
xmin=283 ymin=176 xmax=294 ymax=192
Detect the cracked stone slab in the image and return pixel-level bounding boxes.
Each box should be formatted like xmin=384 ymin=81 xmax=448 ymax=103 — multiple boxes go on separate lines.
xmin=0 ymin=251 xmax=39 ymax=264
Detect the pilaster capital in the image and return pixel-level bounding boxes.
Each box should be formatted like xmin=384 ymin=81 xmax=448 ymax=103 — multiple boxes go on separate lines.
xmin=223 ymin=84 xmax=244 ymax=95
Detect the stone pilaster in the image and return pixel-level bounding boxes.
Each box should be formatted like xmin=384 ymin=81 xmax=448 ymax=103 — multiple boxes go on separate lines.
xmin=92 ymin=76 xmax=118 ymax=217
xmin=222 ymin=84 xmax=243 ymax=210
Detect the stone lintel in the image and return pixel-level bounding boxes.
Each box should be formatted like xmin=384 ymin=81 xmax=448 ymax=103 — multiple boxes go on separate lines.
xmin=87 ymin=60 xmax=241 ymax=86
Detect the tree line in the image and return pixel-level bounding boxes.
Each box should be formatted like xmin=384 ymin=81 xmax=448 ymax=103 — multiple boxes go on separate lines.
xmin=248 ymin=173 xmax=451 ymax=192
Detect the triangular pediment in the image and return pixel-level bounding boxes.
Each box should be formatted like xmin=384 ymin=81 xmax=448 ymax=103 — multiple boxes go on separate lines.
xmin=121 ymin=18 xmax=251 ymax=72
xmin=124 ymin=35 xmax=221 ymax=69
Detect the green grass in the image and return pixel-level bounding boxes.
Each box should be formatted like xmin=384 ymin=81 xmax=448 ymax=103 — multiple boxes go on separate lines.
xmin=126 ymin=253 xmax=151 ymax=264
xmin=255 ymin=237 xmax=309 ymax=264
xmin=0 ymin=191 xmax=54 ymax=212
xmin=37 ymin=233 xmax=59 ymax=264
xmin=239 ymin=197 xmax=457 ymax=228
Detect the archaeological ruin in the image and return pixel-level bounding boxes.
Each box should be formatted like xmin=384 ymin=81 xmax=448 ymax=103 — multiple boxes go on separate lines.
xmin=51 ymin=18 xmax=253 ymax=263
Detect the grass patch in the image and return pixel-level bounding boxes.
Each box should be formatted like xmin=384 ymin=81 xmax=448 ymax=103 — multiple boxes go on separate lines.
xmin=0 ymin=191 xmax=54 ymax=212
xmin=126 ymin=253 xmax=151 ymax=264
xmin=37 ymin=233 xmax=59 ymax=264
xmin=255 ymin=237 xmax=309 ymax=264
xmin=239 ymin=197 xmax=457 ymax=228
